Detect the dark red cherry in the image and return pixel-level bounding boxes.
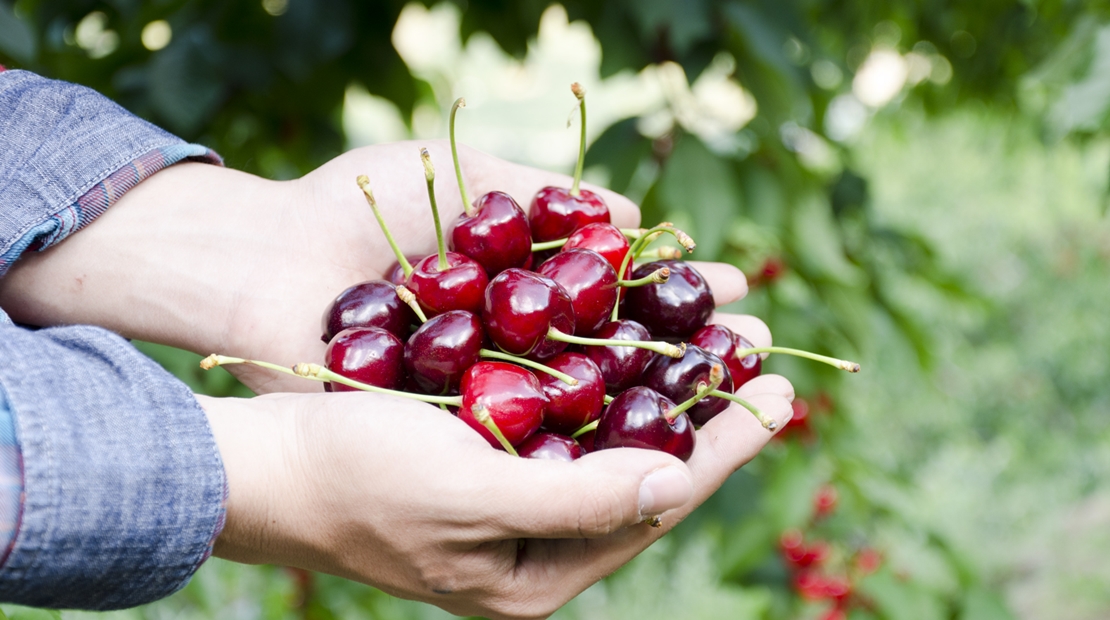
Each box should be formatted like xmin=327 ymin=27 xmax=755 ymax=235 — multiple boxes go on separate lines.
xmin=536 ymin=249 xmax=618 ymax=336
xmin=321 ymin=280 xmax=414 ymax=343
xmin=562 ymin=222 xmax=631 ymax=279
xmin=517 ymin=433 xmax=583 ymax=461
xmin=403 ymin=310 xmax=483 ymax=394
xmin=576 ymin=429 xmax=596 ymax=452
xmin=690 ymin=324 xmax=762 ymax=388
xmin=642 ymin=345 xmax=734 ymax=426
xmin=482 ymin=268 xmax=574 ymax=360
xmin=536 ymin=352 xmax=606 ymax=435
xmin=324 ymin=327 xmax=406 ymax=391
xmin=623 ymin=260 xmax=713 ymax=338
xmin=406 ymin=251 xmax=489 ymax=317
xmin=458 ymin=361 xmax=547 ymax=448
xmin=593 ymin=386 xmax=695 ymax=461
xmin=450 ymin=191 xmax=532 ymax=277
xmin=583 ymin=320 xmax=656 ymax=393
xmin=528 ymin=186 xmax=610 ymax=242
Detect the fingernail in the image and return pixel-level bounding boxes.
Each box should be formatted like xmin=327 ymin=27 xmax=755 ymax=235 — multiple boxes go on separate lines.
xmin=638 ymin=467 xmax=693 ymax=518
xmin=771 ymin=400 xmax=796 ymax=432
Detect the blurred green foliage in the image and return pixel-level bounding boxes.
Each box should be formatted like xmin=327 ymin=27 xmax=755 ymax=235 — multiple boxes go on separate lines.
xmin=3 ymin=0 xmax=1110 ymax=618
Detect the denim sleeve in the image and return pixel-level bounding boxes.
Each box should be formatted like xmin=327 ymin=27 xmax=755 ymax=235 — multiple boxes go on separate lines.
xmin=0 ymin=69 xmax=229 ymax=609
xmin=0 ymin=323 xmax=227 ymax=610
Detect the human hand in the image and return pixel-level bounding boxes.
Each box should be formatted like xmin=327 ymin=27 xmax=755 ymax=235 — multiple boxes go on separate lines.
xmin=200 ymin=346 xmax=793 ymax=620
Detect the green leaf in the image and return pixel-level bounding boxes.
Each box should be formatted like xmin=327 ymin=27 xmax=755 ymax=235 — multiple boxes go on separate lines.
xmin=959 ymin=587 xmax=1016 ymax=620
xmin=0 ymin=607 xmax=62 ymax=620
xmin=857 ymin=570 xmax=947 ymax=620
xmin=790 ymin=193 xmax=866 ymax=287
xmin=655 ymin=134 xmax=742 ymax=260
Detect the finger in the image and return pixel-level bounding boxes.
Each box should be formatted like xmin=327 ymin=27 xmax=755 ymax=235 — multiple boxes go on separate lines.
xmin=736 ymin=373 xmax=795 ymax=402
xmin=467 ymin=147 xmax=642 ymax=229
xmin=688 ymin=261 xmax=748 ymax=307
xmin=685 ymin=393 xmax=793 ymax=498
xmin=708 ymin=312 xmax=773 ymax=357
xmin=485 ymin=448 xmax=693 ymax=539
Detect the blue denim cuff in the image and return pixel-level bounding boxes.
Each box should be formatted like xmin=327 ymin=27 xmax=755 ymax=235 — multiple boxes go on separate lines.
xmin=0 ymin=324 xmax=226 ymax=610
xmin=0 ymin=69 xmax=221 ymax=276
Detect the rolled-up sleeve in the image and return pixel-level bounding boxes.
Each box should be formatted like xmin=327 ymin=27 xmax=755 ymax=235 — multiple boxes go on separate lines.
xmin=0 ymin=69 xmax=228 ymax=609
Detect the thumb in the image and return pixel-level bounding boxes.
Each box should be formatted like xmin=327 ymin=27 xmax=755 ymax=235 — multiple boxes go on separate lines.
xmin=489 ymin=448 xmax=694 ymax=539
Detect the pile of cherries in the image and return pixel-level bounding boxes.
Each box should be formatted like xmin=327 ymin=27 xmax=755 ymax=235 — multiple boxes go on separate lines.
xmin=202 ymin=84 xmax=858 ymax=464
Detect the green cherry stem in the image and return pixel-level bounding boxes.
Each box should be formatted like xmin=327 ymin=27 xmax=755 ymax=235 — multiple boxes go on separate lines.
xmin=604 ymin=394 xmax=614 ymax=404
xmin=572 ymin=419 xmax=599 ymax=438
xmin=667 ymin=365 xmax=724 ymax=421
xmin=449 ymin=98 xmax=474 ymax=215
xmin=530 ymin=237 xmax=569 ymax=252
xmin=736 ymin=347 xmax=861 ymax=373
xmin=473 ymin=405 xmax=519 ymax=456
xmin=636 ymin=246 xmax=684 ymax=261
xmin=547 ymin=327 xmax=686 ymax=358
xmin=570 ymin=82 xmax=587 ymax=196
xmin=420 ymin=148 xmax=450 ymax=272
xmin=395 ymin=285 xmax=427 ymax=323
xmin=357 ymin=175 xmax=413 ymax=278
xmin=199 ymin=355 xmax=461 ymax=406
xmin=709 ymin=389 xmax=778 ymax=431
xmin=479 ymin=349 xmax=578 ymax=386
xmin=617 ymin=267 xmax=669 ymax=288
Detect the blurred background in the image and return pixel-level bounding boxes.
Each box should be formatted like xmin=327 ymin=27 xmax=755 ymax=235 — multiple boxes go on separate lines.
xmin=3 ymin=0 xmax=1110 ymax=618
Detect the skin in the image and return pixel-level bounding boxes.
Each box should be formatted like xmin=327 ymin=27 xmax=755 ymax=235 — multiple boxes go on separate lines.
xmin=0 ymin=141 xmax=793 ymax=619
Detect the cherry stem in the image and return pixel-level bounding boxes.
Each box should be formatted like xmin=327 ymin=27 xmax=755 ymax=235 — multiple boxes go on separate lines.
xmin=479 ymin=349 xmax=578 ymax=386
xmin=199 ymin=355 xmax=461 ymax=406
xmin=571 ymin=419 xmax=599 ymax=438
xmin=570 ymin=82 xmax=587 ymax=196
xmin=530 ymin=237 xmax=568 ymax=252
xmin=357 ymin=175 xmax=413 ymax=277
xmin=611 ymin=223 xmax=696 ymax=322
xmin=637 ymin=246 xmax=683 ymax=261
xmin=709 ymin=389 xmax=778 ymax=431
xmin=604 ymin=394 xmax=614 ymax=404
xmin=449 ymin=98 xmax=474 ymax=216
xmin=473 ymin=405 xmax=519 ymax=456
xmin=667 ymin=364 xmax=724 ymax=421
xmin=617 ymin=267 xmax=669 ymax=288
xmin=736 ymin=347 xmax=861 ymax=373
xmin=420 ymin=148 xmax=450 ymax=272
xmin=547 ymin=327 xmax=686 ymax=358
xmin=395 ymin=285 xmax=427 ymax=323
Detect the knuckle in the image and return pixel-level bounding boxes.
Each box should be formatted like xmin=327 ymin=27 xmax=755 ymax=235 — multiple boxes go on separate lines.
xmin=576 ymin=485 xmax=629 ymax=537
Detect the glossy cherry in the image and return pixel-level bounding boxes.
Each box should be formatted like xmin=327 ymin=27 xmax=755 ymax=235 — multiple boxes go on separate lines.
xmin=406 ymin=251 xmax=489 ymax=316
xmin=562 ymin=222 xmax=632 ymax=278
xmin=528 ymin=84 xmax=609 ymax=241
xmin=482 ymin=268 xmax=575 ymax=360
xmin=446 ymin=99 xmax=532 ymax=276
xmin=517 ymin=433 xmax=583 ymax=461
xmin=536 ymin=249 xmax=618 ymax=336
xmin=583 ymin=320 xmax=656 ymax=393
xmin=643 ymin=345 xmax=734 ymax=426
xmin=458 ymin=361 xmax=547 ymax=449
xmin=690 ymin=324 xmax=762 ymax=388
xmin=324 ymin=327 xmax=406 ymax=392
xmin=404 ymin=310 xmax=484 ymax=394
xmin=623 ymin=260 xmax=714 ymax=338
xmin=536 ymin=352 xmax=606 ymax=435
xmin=593 ymin=386 xmax=695 ymax=461
xmin=321 ymin=280 xmax=415 ymax=343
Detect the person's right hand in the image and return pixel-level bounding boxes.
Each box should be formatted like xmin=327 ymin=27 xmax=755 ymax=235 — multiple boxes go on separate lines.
xmin=199 ymin=368 xmax=794 ymax=619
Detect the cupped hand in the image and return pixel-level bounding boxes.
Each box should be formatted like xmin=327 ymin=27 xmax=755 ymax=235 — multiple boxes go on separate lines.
xmin=201 ymin=261 xmax=793 ymax=620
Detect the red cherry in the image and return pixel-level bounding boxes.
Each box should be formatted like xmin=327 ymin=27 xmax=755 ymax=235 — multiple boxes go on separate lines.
xmin=583 ymin=320 xmax=656 ymax=393
xmin=404 ymin=310 xmax=484 ymax=394
xmin=321 ymin=280 xmax=415 ymax=343
xmin=689 ymin=324 xmax=763 ymax=388
xmin=529 ymin=186 xmax=610 ymax=242
xmin=854 ymin=547 xmax=882 ymax=575
xmin=563 ymin=222 xmax=632 ymax=278
xmin=536 ymin=249 xmax=618 ymax=336
xmin=517 ymin=432 xmax=583 ymax=461
xmin=406 ymin=251 xmax=489 ymax=317
xmin=458 ymin=361 xmax=547 ymax=448
xmin=536 ymin=352 xmax=606 ymax=435
xmin=814 ymin=484 xmax=838 ymax=518
xmin=593 ymin=386 xmax=696 ymax=461
xmin=642 ymin=345 xmax=734 ymax=426
xmin=451 ymin=190 xmax=532 ymax=277
xmin=482 ymin=268 xmax=575 ymax=360
xmin=324 ymin=327 xmax=406 ymax=391
xmin=623 ymin=260 xmax=714 ymax=338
